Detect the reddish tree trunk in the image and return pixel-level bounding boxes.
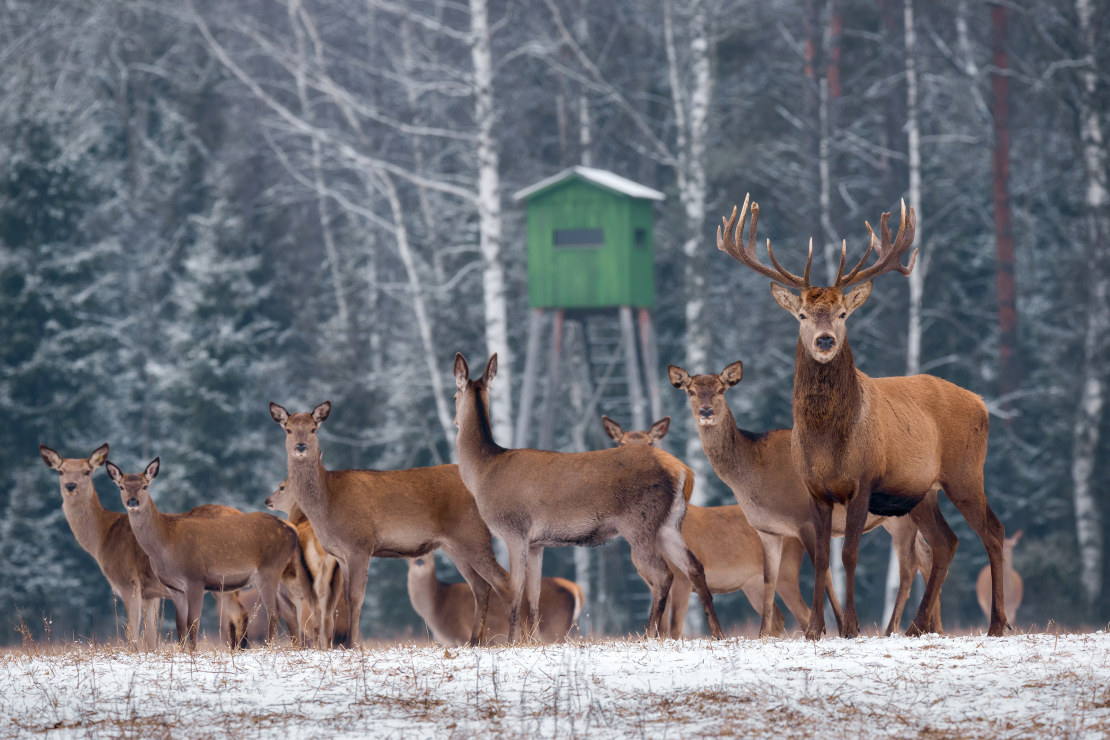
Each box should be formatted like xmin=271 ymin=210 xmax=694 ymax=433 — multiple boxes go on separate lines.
xmin=992 ymin=2 xmax=1018 ymax=397
xmin=804 ymin=0 xmax=824 ymax=243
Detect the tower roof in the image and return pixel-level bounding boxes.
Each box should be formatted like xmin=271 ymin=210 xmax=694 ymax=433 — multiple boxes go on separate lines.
xmin=512 ymin=166 xmax=665 ymax=202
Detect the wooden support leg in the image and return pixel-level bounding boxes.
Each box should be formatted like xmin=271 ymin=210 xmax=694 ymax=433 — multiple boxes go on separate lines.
xmin=514 ymin=309 xmax=545 ymax=449
xmin=538 ymin=310 xmax=564 ymax=450
xmin=619 ymin=305 xmax=646 ymax=431
xmin=637 ymin=308 xmax=664 ymax=425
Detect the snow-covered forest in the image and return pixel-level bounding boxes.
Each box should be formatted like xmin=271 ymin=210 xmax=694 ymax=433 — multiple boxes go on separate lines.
xmin=1 ymin=0 xmax=1109 ymax=643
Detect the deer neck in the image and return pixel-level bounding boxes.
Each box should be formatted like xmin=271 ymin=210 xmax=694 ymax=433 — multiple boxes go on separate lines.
xmin=697 ymin=404 xmax=761 ymax=473
xmin=289 ymin=456 xmax=330 ymax=523
xmin=407 ymin=564 xmax=447 ymax=630
xmin=61 ymin=486 xmax=117 ymax=559
xmin=455 ymin=389 xmax=504 ymax=472
xmin=793 ymin=338 xmax=862 ymax=443
xmin=126 ymin=498 xmax=172 ymax=559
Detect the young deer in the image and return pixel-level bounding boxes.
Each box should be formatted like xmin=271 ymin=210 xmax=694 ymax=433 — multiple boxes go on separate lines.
xmin=39 ymin=444 xmax=249 ymax=650
xmin=977 ymin=530 xmax=1023 ymax=626
xmin=407 ymin=554 xmax=582 ymax=645
xmin=269 ymin=401 xmax=511 ymax=648
xmin=603 ymin=416 xmax=808 ymax=636
xmin=453 ymin=352 xmax=723 ymax=642
xmin=267 ymin=479 xmax=346 ymax=648
xmin=720 ymin=195 xmax=1000 ymax=639
xmin=106 ymin=458 xmax=308 ymax=649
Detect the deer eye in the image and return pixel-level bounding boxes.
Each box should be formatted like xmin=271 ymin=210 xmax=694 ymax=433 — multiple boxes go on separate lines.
xmin=840 ymin=312 xmax=846 ymax=319
xmin=286 ymin=429 xmax=291 ymax=435
xmin=687 ymin=390 xmax=694 ymax=396
xmin=799 ymin=313 xmax=807 ymax=320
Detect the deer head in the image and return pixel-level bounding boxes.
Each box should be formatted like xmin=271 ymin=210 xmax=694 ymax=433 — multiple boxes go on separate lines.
xmin=40 ymin=443 xmax=109 ymax=500
xmin=668 ymin=362 xmax=744 ymax=425
xmin=453 ymin=352 xmax=497 ymax=429
xmin=105 ymin=458 xmax=160 ymax=512
xmin=265 ymin=478 xmax=294 ymax=514
xmin=601 ymin=416 xmax=671 ymax=447
xmin=718 ymin=194 xmax=916 ymax=363
xmin=270 ymin=401 xmax=331 ymax=461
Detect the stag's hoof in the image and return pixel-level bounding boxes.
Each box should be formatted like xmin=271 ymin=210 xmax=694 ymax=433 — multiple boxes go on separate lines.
xmin=904 ymin=622 xmax=924 ymax=637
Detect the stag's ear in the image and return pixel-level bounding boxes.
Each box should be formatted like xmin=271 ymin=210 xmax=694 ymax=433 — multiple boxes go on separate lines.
xmin=40 ymin=445 xmax=63 ymax=470
xmin=88 ymin=443 xmax=109 ymax=469
xmin=105 ymin=461 xmax=122 ymax=482
xmin=269 ymin=402 xmax=289 ymax=425
xmin=454 ymin=353 xmax=470 ymax=391
xmin=648 ymin=417 xmax=671 ymax=442
xmin=144 ymin=458 xmax=160 ymax=480
xmin=720 ymin=361 xmax=744 ymax=387
xmin=668 ymin=365 xmax=692 ymax=389
xmin=843 ymin=280 xmax=873 ymax=315
xmin=482 ymin=354 xmax=498 ymax=388
xmin=312 ymin=401 xmax=331 ymax=424
xmin=601 ymin=416 xmax=624 ymax=443
xmin=770 ymin=283 xmax=803 ymax=314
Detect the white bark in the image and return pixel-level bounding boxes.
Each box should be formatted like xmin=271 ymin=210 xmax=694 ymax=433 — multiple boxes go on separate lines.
xmin=819 ymin=76 xmax=838 ymax=285
xmin=1071 ymin=0 xmax=1107 ymax=606
xmin=470 ymin=0 xmax=513 ymax=447
xmin=576 ymin=5 xmax=592 ymax=168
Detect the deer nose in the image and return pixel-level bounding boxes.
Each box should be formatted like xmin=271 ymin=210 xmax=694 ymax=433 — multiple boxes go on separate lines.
xmin=126 ymin=498 xmax=140 ymax=509
xmin=264 ymin=497 xmax=274 ymax=509
xmin=294 ymin=443 xmax=307 ymax=453
xmin=64 ymin=482 xmax=77 ymax=492
xmin=699 ymin=407 xmax=713 ymax=418
xmin=816 ymin=335 xmax=836 ymax=351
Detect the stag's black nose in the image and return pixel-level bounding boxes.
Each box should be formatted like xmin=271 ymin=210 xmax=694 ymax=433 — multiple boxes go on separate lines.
xmin=816 ymin=335 xmax=836 ymax=351
xmin=65 ymin=482 xmax=77 ymax=492
xmin=294 ymin=443 xmax=307 ymax=453
xmin=699 ymin=407 xmax=713 ymax=418
xmin=126 ymin=498 xmax=140 ymax=509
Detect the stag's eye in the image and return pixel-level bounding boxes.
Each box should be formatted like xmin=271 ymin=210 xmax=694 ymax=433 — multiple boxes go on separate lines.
xmin=84 ymin=471 xmax=90 ymax=476
xmin=286 ymin=429 xmax=291 ymax=435
xmin=687 ymin=390 xmax=694 ymax=397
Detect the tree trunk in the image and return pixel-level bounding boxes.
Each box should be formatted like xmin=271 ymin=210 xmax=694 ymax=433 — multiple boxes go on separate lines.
xmin=820 ymin=0 xmax=841 ymax=284
xmin=1071 ymin=0 xmax=1107 ymax=608
xmin=992 ymin=2 xmax=1018 ymax=398
xmin=470 ymin=0 xmax=513 ymax=446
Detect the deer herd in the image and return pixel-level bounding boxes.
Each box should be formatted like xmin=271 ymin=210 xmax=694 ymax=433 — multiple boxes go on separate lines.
xmin=37 ymin=198 xmax=1017 ymax=651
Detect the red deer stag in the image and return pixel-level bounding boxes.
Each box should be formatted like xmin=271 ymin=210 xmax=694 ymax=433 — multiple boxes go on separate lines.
xmin=407 ymin=554 xmax=582 ymax=645
xmin=977 ymin=530 xmax=1023 ymax=625
xmin=40 ymin=444 xmax=249 ymax=649
xmin=453 ymin=352 xmax=723 ymax=642
xmin=105 ymin=458 xmax=309 ymax=649
xmin=719 ymin=194 xmax=1002 ymax=639
xmin=269 ymin=401 xmax=511 ymax=647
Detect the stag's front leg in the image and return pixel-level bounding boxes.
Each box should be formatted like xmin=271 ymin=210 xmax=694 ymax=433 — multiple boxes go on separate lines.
xmin=879 ymin=516 xmax=920 ymax=636
xmin=840 ymin=484 xmax=870 ymax=638
xmin=755 ymin=532 xmax=784 ymax=637
xmin=805 ymin=494 xmax=833 ymax=641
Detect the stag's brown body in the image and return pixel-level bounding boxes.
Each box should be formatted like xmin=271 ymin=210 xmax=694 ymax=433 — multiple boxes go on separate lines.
xmin=453 ymin=353 xmax=723 ymax=643
xmin=270 ymin=401 xmax=510 ymax=648
xmin=407 ymin=555 xmax=582 ymax=645
xmin=718 ymin=195 xmax=1002 ymax=639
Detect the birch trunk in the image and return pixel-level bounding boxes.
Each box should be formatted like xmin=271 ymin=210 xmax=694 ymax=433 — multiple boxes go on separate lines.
xmin=665 ymin=0 xmax=713 ymax=507
xmin=820 ymin=0 xmax=841 ymax=284
xmin=470 ymin=0 xmax=513 ymax=446
xmin=992 ymin=2 xmax=1018 ymax=397
xmin=1072 ymin=0 xmax=1107 ymax=607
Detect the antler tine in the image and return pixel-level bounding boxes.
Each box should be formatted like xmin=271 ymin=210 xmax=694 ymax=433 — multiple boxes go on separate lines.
xmin=717 ymin=196 xmax=808 ymax=289
xmin=833 ymin=239 xmax=847 ymax=285
xmin=839 ymin=199 xmax=918 ymax=287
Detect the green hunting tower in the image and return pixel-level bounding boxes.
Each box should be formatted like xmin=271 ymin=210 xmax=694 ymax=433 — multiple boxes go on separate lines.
xmin=512 ymin=167 xmax=665 ymax=450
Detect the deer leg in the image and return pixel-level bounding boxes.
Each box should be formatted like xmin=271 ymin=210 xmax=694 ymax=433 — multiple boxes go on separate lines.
xmin=444 ymin=549 xmax=491 ymax=647
xmin=739 ymin=579 xmax=785 ymax=637
xmin=776 ymin=537 xmax=811 ymax=629
xmin=914 ymin=532 xmax=945 ymax=634
xmin=167 ymin=589 xmax=190 ymax=649
xmin=341 ymin=552 xmax=371 ymax=647
xmin=840 ymin=485 xmax=870 ymax=638
xmin=254 ymin=570 xmax=283 ymax=645
xmin=504 ymin=540 xmax=529 ymax=644
xmin=143 ymin=599 xmax=161 ymax=651
xmin=656 ymin=523 xmax=723 ymax=639
xmin=325 ymin=565 xmax=343 ymax=647
xmin=666 ymin=570 xmax=692 ymax=638
xmin=123 ymin=583 xmax=144 ymax=650
xmin=942 ymin=474 xmax=1006 ymax=635
xmin=879 ymin=516 xmax=920 ymax=636
xmin=755 ymin=531 xmax=785 ymax=637
xmin=184 ymin=586 xmax=204 ymax=651
xmin=805 ymin=497 xmax=834 ymax=641
xmin=524 ymin=546 xmax=544 ymax=642
xmin=630 ymin=541 xmax=672 ymax=638
xmin=907 ymin=488 xmax=957 ymax=636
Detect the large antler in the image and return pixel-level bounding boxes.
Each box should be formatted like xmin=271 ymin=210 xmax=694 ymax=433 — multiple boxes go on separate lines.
xmin=836 ymin=200 xmax=918 ymax=288
xmin=717 ymin=194 xmax=812 ymax=290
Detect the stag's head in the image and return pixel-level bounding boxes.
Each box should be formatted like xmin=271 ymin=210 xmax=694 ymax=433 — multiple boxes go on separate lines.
xmin=105 ymin=458 xmax=160 ymax=512
xmin=602 ymin=416 xmax=671 ymax=447
xmin=453 ymin=352 xmax=497 ymax=430
xmin=668 ymin=362 xmax=744 ymax=425
xmin=718 ymin=195 xmax=917 ymax=364
xmin=40 ymin=443 xmax=109 ymax=501
xmin=270 ymin=401 xmax=330 ymax=462
xmin=265 ymin=478 xmax=294 ymax=513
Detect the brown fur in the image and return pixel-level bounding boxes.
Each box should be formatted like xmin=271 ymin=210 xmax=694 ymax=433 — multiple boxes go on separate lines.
xmin=453 ymin=352 xmax=723 ymax=642
xmin=105 ymin=458 xmax=303 ymax=650
xmin=977 ymin=531 xmax=1023 ymax=625
xmin=269 ymin=400 xmax=510 ymax=648
xmin=407 ymin=555 xmax=582 ymax=645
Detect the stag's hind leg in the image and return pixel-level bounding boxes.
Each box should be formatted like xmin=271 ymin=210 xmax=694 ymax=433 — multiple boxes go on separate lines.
xmin=907 ymin=487 xmax=957 ymax=636
xmin=942 ymin=471 xmax=1006 ymax=636
xmin=880 ymin=516 xmax=921 ymax=636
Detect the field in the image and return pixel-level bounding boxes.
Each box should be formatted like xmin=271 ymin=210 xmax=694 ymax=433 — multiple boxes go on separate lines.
xmin=2 ymin=632 xmax=1109 ymax=739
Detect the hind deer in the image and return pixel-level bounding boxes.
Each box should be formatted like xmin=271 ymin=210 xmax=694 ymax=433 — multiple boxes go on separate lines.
xmin=269 ymin=401 xmax=511 ymax=648
xmin=105 ymin=458 xmax=311 ymax=650
xmin=40 ymin=444 xmax=249 ymax=650
xmin=719 ymin=194 xmax=1003 ymax=639
xmin=978 ymin=530 xmax=1023 ymax=625
xmin=407 ymin=554 xmax=582 ymax=645
xmin=453 ymin=352 xmax=723 ymax=643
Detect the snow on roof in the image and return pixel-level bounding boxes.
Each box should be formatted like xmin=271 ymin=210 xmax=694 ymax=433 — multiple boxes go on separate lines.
xmin=512 ymin=166 xmax=666 ymax=202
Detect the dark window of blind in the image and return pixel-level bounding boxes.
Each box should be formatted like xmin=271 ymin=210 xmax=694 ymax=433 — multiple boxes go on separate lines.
xmin=634 ymin=228 xmax=647 ymax=248
xmin=553 ymin=228 xmax=604 ymax=248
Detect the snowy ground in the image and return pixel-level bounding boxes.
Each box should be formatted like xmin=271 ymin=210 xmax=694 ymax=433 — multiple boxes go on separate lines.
xmin=2 ymin=633 xmax=1109 ymax=739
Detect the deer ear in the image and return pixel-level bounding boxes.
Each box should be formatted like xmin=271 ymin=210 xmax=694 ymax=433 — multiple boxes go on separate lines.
xmin=482 ymin=354 xmax=498 ymax=387
xmin=88 ymin=444 xmax=109 ymax=469
xmin=843 ymin=280 xmax=873 ymax=315
xmin=454 ymin=353 xmax=470 ymax=390
xmin=648 ymin=417 xmax=671 ymax=442
xmin=105 ymin=461 xmax=122 ymax=482
xmin=668 ymin=365 xmax=691 ymax=389
xmin=269 ymin=402 xmax=289 ymax=425
xmin=40 ymin=445 xmax=63 ymax=470
xmin=144 ymin=458 xmax=160 ymax=480
xmin=601 ymin=416 xmax=624 ymax=443
xmin=770 ymin=283 xmax=803 ymax=314
xmin=1010 ymin=529 xmax=1024 ymax=544
xmin=720 ymin=361 xmax=744 ymax=387
xmin=312 ymin=401 xmax=331 ymax=424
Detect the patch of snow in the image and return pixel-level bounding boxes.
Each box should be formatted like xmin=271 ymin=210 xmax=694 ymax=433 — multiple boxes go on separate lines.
xmin=513 ymin=166 xmax=666 ymax=202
